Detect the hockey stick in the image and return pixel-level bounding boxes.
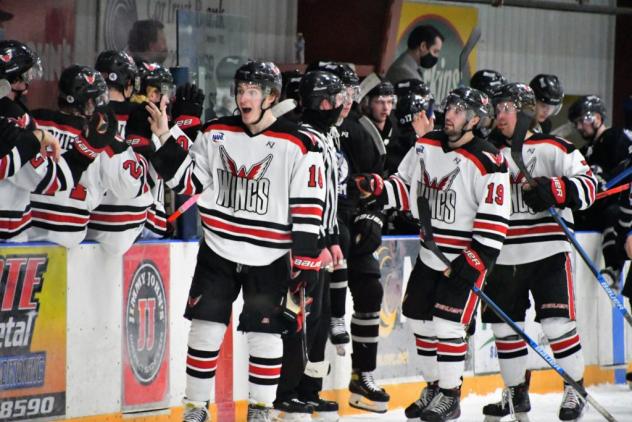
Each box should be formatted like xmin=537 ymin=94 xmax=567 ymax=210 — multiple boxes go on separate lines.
xmin=596 ymin=182 xmax=629 ymax=201
xmin=416 ymin=191 xmax=618 ymax=422
xmin=358 ymin=72 xmax=381 ymax=102
xmin=458 ymin=26 xmax=482 ymax=86
xmin=358 ymin=115 xmax=387 ymax=156
xmin=166 ymin=100 xmax=298 ymax=222
xmin=605 ymin=166 xmax=632 ymax=190
xmin=510 ymin=111 xmax=632 ymax=329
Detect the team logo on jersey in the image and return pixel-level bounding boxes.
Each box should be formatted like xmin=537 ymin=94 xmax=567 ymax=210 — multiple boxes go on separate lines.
xmin=143 ymin=62 xmax=158 ymax=71
xmin=125 ymin=260 xmax=168 ymax=385
xmin=84 ymin=73 xmax=96 ymax=85
xmin=216 ymin=146 xmax=272 ymax=214
xmin=418 ymin=161 xmax=459 ymax=223
xmin=510 ymin=156 xmax=537 ymax=214
xmin=0 ymin=51 xmax=12 ymax=62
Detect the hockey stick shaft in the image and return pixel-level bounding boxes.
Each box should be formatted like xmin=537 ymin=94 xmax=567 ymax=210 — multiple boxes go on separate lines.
xmin=167 ymin=194 xmax=200 ymax=223
xmin=596 ymin=182 xmax=629 ymax=201
xmin=458 ymin=26 xmax=482 ymax=86
xmin=606 ymin=166 xmax=632 ymax=189
xmin=416 ymin=193 xmax=618 ymax=422
xmin=510 ymin=112 xmax=632 ymax=328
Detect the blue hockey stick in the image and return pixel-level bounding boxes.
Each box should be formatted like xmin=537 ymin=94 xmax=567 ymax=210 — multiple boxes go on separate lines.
xmin=510 ymin=111 xmax=632 ymax=329
xmin=416 ymin=192 xmax=618 ymax=422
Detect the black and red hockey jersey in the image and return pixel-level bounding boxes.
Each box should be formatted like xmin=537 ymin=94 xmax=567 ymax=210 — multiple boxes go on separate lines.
xmin=151 ymin=115 xmax=326 ymax=265
xmin=495 ymin=132 xmax=597 ymax=265
xmin=384 ymin=131 xmax=511 ymax=271
xmin=30 ymin=109 xmax=149 ymax=248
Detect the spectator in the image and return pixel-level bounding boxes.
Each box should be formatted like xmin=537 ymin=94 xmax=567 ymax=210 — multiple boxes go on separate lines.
xmin=128 ymin=19 xmax=168 ymax=64
xmin=385 ymin=25 xmax=443 ymax=85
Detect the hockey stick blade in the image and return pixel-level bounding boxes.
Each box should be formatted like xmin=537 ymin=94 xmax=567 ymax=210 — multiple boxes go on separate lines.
xmin=271 ymin=99 xmax=297 ymax=118
xmin=0 ymin=79 xmax=10 ymax=99
xmin=358 ymin=72 xmax=381 ymax=102
xmin=509 ymin=111 xmax=536 ymax=185
xmin=416 ymin=171 xmax=618 ymax=422
xmin=458 ymin=26 xmax=482 ymax=86
xmin=167 ymin=194 xmax=200 ymax=223
xmin=358 ymin=115 xmax=386 ymax=156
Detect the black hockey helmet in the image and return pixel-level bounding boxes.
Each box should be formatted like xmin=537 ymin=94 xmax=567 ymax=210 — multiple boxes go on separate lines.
xmin=493 ymin=82 xmax=536 ymax=113
xmin=395 ymin=92 xmax=434 ymax=126
xmin=367 ymin=80 xmax=395 ymax=98
xmin=394 ymin=79 xmax=431 ymax=98
xmin=58 ymin=65 xmax=109 ymax=115
xmin=281 ymin=69 xmax=302 ymax=102
xmin=95 ymin=50 xmax=140 ymax=94
xmin=299 ymin=70 xmax=344 ymax=110
xmin=234 ymin=61 xmax=283 ymax=98
xmin=470 ymin=69 xmax=507 ymax=98
xmin=306 ymin=61 xmax=360 ymax=86
xmin=530 ymin=74 xmax=564 ymax=106
xmin=568 ymin=95 xmax=606 ymax=123
xmin=136 ymin=61 xmax=175 ymax=98
xmin=442 ymin=87 xmax=493 ymax=137
xmin=0 ymin=40 xmax=42 ymax=83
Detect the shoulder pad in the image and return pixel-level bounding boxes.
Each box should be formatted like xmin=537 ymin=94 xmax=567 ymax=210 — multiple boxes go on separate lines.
xmin=462 ymin=138 xmax=508 ymax=174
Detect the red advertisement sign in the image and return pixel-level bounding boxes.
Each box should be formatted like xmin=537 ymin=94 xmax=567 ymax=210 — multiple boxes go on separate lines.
xmin=122 ymin=243 xmax=170 ymax=410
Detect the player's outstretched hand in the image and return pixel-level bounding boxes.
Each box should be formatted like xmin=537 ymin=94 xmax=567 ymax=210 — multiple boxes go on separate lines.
xmin=36 ymin=129 xmax=61 ymax=162
xmin=145 ymin=96 xmax=170 ymax=143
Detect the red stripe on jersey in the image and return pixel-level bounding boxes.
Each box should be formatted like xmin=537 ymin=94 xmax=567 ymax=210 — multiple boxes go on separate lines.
xmin=456 ymin=149 xmax=486 ymax=175
xmin=415 ymin=338 xmax=437 ymax=349
xmin=461 ymin=268 xmax=485 ymax=325
xmin=495 ymin=339 xmax=527 ymax=351
xmin=437 ymin=341 xmax=467 ymax=355
xmin=202 ymin=215 xmax=291 ymax=241
xmin=0 ymin=155 xmax=8 ymax=179
xmin=473 ymin=221 xmax=508 ymax=235
xmin=90 ymin=211 xmax=147 ymax=223
xmin=290 ymin=206 xmax=323 ymax=218
xmin=507 ymin=225 xmax=563 ymax=236
xmin=31 ymin=210 xmax=88 ymax=225
xmin=205 ymin=123 xmax=245 ymax=133
xmin=434 ymin=235 xmax=470 ymax=247
xmin=187 ymin=355 xmax=218 ymax=370
xmin=116 ymin=114 xmax=129 ymax=122
xmin=565 ymin=252 xmax=576 ymax=320
xmin=0 ymin=211 xmax=31 ymax=230
xmin=524 ymin=139 xmax=568 ymax=153
xmin=35 ymin=120 xmax=82 ymax=136
xmin=417 ymin=138 xmax=442 ymax=147
xmin=264 ymin=130 xmax=308 ymax=154
xmin=42 ymin=177 xmax=60 ymax=196
xmin=248 ymin=364 xmax=281 ymax=377
xmin=147 ymin=209 xmax=167 ymax=229
xmin=550 ymin=334 xmax=580 ymax=353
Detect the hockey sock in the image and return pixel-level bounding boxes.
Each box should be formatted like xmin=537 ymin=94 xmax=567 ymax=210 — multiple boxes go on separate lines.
xmin=350 ymin=311 xmax=380 ymax=371
xmin=541 ymin=317 xmax=584 ymax=381
xmin=492 ymin=322 xmax=528 ymax=386
xmin=434 ymin=317 xmax=467 ymax=390
xmin=408 ymin=318 xmax=439 ymax=382
xmin=248 ymin=331 xmax=283 ymax=406
xmin=329 ymin=265 xmax=348 ymax=318
xmin=185 ymin=319 xmax=227 ymax=403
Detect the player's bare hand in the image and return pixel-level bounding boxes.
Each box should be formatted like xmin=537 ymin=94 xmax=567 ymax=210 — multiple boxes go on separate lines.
xmin=37 ymin=129 xmax=61 ymax=162
xmin=329 ymin=244 xmax=344 ymax=269
xmin=625 ymin=235 xmax=632 ymax=260
xmin=319 ymin=247 xmax=333 ymax=272
xmin=413 ymin=111 xmax=434 ymax=138
xmin=146 ymin=96 xmax=170 ymax=142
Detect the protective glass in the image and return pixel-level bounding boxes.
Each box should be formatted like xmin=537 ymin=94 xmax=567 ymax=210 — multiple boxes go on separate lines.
xmin=344 ymin=84 xmax=361 ymax=103
xmin=160 ymin=82 xmax=176 ymax=99
xmin=373 ymin=95 xmax=396 ymax=108
xmin=538 ymin=101 xmax=562 ymax=118
xmin=20 ymin=58 xmax=43 ymax=83
xmin=235 ymin=82 xmax=264 ymax=101
xmin=574 ymin=112 xmax=595 ymax=126
xmin=495 ymin=102 xmax=518 ymax=115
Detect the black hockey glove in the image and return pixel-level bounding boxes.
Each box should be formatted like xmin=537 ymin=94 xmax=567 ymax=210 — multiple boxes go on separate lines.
xmin=125 ymin=104 xmax=156 ymax=159
xmin=350 ymin=213 xmax=383 ymax=256
xmin=74 ymin=107 xmax=117 ymax=160
xmin=172 ymin=83 xmax=205 ymax=131
xmin=522 ymin=176 xmax=573 ymax=212
xmin=448 ymin=248 xmax=486 ymax=287
xmin=349 ymin=173 xmax=386 ymax=208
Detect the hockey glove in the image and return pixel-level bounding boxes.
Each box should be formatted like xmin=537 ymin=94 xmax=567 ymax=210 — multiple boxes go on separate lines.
xmin=74 ymin=107 xmax=117 ymax=160
xmin=448 ymin=248 xmax=486 ymax=287
xmin=350 ymin=213 xmax=383 ymax=256
xmin=522 ymin=176 xmax=571 ymax=212
xmin=349 ymin=173 xmax=386 ymax=208
xmin=125 ymin=104 xmax=156 ymax=158
xmin=172 ymin=83 xmax=205 ymax=131
xmin=288 ymin=255 xmax=321 ymax=292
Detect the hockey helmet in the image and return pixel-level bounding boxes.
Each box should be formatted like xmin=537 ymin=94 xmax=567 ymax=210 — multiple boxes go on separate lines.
xmin=493 ymin=83 xmax=536 ymax=113
xmin=568 ymin=95 xmax=606 ymax=124
xmin=442 ymin=87 xmax=493 ymax=137
xmin=137 ymin=61 xmax=175 ymax=98
xmin=395 ymin=92 xmax=434 ymax=126
xmin=0 ymin=40 xmax=42 ymax=83
xmin=58 ymin=65 xmax=109 ymax=115
xmin=281 ymin=69 xmax=302 ymax=102
xmin=530 ymin=74 xmax=564 ymax=106
xmin=394 ymin=79 xmax=431 ymax=98
xmin=299 ymin=70 xmax=344 ymax=110
xmin=234 ymin=61 xmax=283 ymax=99
xmin=470 ymin=69 xmax=507 ymax=98
xmin=95 ymin=50 xmax=140 ymax=94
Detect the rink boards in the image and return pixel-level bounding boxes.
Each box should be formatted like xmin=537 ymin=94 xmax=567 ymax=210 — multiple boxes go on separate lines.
xmin=0 ymin=233 xmax=630 ymax=421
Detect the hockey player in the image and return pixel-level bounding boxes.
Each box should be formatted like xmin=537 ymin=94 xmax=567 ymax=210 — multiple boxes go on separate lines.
xmin=470 ymin=69 xmax=507 ymax=98
xmin=30 ymin=65 xmax=147 ymax=248
xmin=0 ymin=40 xmax=41 ymax=128
xmin=362 ymin=80 xmax=398 ymax=148
xmin=481 ymin=83 xmax=596 ymax=421
xmin=144 ymin=61 xmax=325 ymax=422
xmin=568 ymin=95 xmax=631 ymax=286
xmin=274 ymin=69 xmax=344 ymax=421
xmin=529 ymin=74 xmax=564 ymax=134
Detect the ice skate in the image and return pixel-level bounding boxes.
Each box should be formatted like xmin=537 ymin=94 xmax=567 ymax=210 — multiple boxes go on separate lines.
xmin=182 ymin=399 xmax=210 ymax=422
xmin=405 ymin=380 xmax=439 ymax=420
xmin=271 ymin=398 xmax=314 ymax=421
xmin=420 ymin=387 xmax=461 ymax=422
xmin=558 ymin=381 xmax=587 ymax=421
xmin=248 ymin=403 xmax=273 ymax=422
xmin=483 ymin=382 xmax=531 ymax=422
xmin=329 ymin=317 xmax=349 ymax=356
xmin=306 ymin=397 xmax=339 ymax=421
xmin=348 ymin=371 xmax=389 ymax=413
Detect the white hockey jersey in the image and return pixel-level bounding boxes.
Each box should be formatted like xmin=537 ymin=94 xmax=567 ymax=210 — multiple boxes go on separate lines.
xmin=150 ymin=115 xmax=326 ymax=265
xmin=494 ymin=132 xmax=597 ymax=265
xmin=30 ymin=109 xmax=149 ymax=248
xmin=384 ymin=131 xmax=511 ymax=271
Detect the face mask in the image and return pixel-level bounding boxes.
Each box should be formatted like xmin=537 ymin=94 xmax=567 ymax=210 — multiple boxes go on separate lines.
xmin=419 ymin=53 xmax=438 ymax=69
